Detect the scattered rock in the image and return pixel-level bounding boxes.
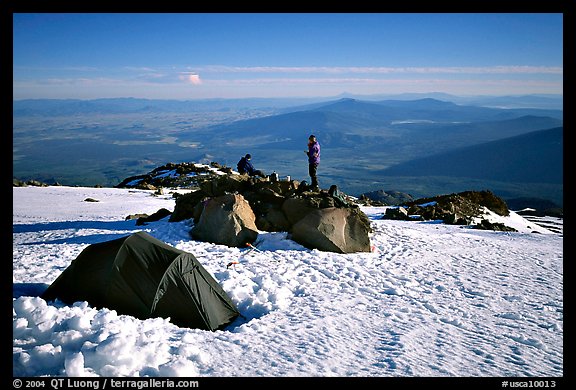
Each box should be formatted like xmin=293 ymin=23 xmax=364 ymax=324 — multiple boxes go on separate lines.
xmin=13 ymin=179 xmax=50 ymax=187
xmin=136 ymin=208 xmax=172 ymax=226
xmin=359 ymin=189 xmax=414 ymax=206
xmin=474 ymin=219 xmax=517 ymax=232
xmin=126 ymin=213 xmax=149 ymax=221
xmin=384 ymin=190 xmax=515 ymax=231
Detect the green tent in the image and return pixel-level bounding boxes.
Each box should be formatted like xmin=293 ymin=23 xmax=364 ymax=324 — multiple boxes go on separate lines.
xmin=41 ymin=231 xmax=240 ymax=331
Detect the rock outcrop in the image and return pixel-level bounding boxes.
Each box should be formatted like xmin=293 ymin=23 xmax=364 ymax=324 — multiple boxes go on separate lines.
xmin=117 ymin=162 xmax=529 ymax=249
xmin=383 ymin=190 xmax=517 ymax=231
xmin=136 ymin=164 xmax=374 ymax=253
xmin=177 ymin=175 xmax=372 ymax=253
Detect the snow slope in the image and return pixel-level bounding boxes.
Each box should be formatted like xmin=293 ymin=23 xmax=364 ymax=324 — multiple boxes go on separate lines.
xmin=12 ymin=185 xmax=563 ymax=378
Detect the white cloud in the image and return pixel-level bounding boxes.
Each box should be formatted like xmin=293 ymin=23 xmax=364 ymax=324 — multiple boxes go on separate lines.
xmin=179 ymin=72 xmax=202 ymax=85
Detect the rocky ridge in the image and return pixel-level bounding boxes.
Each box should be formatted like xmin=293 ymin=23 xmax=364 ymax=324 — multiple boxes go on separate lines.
xmin=15 ymin=162 xmax=556 ymax=241
xmin=114 ymin=161 xmax=531 ymax=234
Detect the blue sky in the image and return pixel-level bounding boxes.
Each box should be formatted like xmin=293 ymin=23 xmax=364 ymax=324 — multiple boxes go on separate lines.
xmin=13 ymin=13 xmax=563 ymax=100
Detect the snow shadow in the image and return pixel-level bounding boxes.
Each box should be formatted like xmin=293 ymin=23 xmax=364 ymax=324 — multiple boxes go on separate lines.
xmin=13 ymin=283 xmax=50 ymax=299
xmin=13 ymin=220 xmax=147 ymax=245
xmin=17 ymin=232 xmax=140 ymax=246
xmin=13 ymin=219 xmax=139 ymax=234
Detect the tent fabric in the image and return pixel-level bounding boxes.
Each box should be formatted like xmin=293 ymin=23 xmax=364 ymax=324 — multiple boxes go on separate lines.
xmin=41 ymin=231 xmax=240 ymax=331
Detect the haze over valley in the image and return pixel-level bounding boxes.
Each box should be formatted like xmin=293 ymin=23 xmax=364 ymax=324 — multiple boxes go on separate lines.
xmin=13 ymin=94 xmax=563 ymax=207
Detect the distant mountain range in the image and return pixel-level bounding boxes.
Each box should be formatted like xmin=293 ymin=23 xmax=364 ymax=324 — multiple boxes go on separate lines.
xmin=337 ymin=92 xmax=563 ymax=110
xmin=283 ymin=97 xmax=563 ymax=120
xmin=12 ymin=95 xmax=564 ymax=206
xmin=12 ymin=97 xmax=323 ymax=116
xmin=12 ymin=93 xmax=563 ymax=116
xmin=182 ymin=98 xmax=562 ymax=152
xmin=379 ymin=126 xmax=563 ymax=183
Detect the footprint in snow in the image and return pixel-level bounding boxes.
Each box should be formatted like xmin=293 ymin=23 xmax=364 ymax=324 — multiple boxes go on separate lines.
xmin=507 ymin=334 xmax=546 ymax=350
xmin=440 ymin=317 xmax=464 ymax=328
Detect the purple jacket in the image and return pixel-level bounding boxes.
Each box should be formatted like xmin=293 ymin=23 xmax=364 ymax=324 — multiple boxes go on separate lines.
xmin=307 ymin=141 xmax=320 ymax=165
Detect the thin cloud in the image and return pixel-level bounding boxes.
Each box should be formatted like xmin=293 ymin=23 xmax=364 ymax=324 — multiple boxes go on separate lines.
xmin=13 ymin=65 xmax=102 ymax=72
xmin=31 ymin=77 xmax=120 ymax=86
xmin=17 ymin=76 xmax=559 ymax=87
xmin=194 ymin=65 xmax=563 ymax=75
xmin=123 ymin=66 xmax=161 ymax=72
xmin=206 ymin=77 xmax=562 ymax=87
xmin=13 ymin=65 xmax=563 ymax=99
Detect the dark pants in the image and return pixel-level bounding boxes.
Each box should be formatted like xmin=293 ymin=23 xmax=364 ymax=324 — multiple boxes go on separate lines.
xmin=309 ymin=163 xmax=319 ymax=188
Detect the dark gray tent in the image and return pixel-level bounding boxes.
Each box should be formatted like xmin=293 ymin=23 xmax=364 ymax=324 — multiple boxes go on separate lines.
xmin=41 ymin=231 xmax=240 ymax=331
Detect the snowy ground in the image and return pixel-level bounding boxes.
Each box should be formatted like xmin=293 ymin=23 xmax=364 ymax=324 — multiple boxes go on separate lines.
xmin=13 ymin=186 xmax=563 ymax=378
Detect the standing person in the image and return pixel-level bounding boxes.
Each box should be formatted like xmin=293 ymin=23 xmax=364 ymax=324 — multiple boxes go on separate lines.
xmin=305 ymin=134 xmax=320 ymax=190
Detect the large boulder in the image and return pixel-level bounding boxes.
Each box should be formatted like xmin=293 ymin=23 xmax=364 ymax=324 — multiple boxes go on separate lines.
xmin=252 ymin=203 xmax=291 ymax=232
xmin=199 ymin=174 xmax=252 ymax=197
xmin=281 ymin=198 xmax=318 ymax=226
xmin=291 ymin=207 xmax=371 ymax=253
xmin=169 ymin=191 xmax=208 ymax=222
xmin=190 ymin=194 xmax=258 ymax=247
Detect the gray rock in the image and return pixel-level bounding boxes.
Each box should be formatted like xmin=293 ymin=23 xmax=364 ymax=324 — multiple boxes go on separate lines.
xmin=291 ymin=207 xmax=371 ymax=253
xmin=190 ymin=194 xmax=258 ymax=248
